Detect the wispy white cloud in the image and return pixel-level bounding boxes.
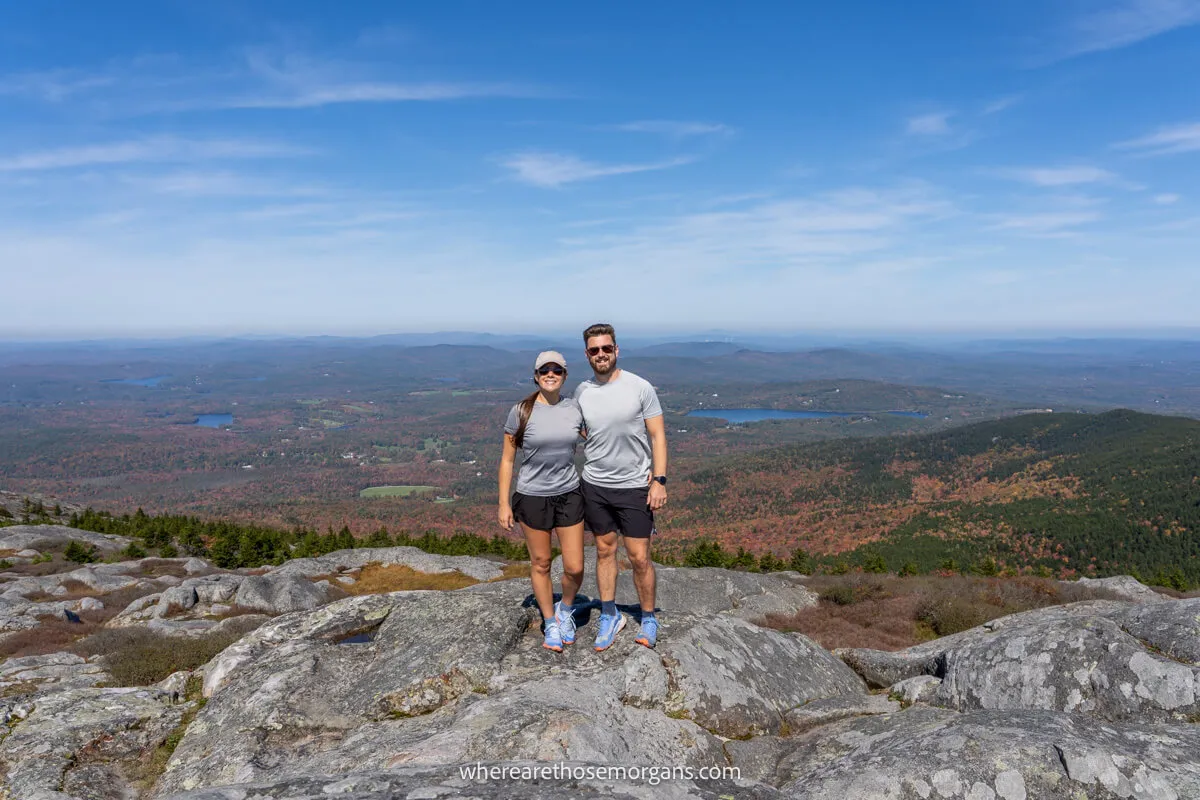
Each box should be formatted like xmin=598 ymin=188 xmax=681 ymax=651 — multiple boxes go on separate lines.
xmin=993 ymin=211 xmax=1101 ymax=234
xmin=906 ymin=112 xmax=953 ymax=135
xmin=0 ymin=48 xmax=547 ymax=115
xmin=1060 ymin=0 xmax=1200 ymax=57
xmin=549 ymin=184 xmax=952 ymax=274
xmin=501 ymin=151 xmax=694 ymax=188
xmin=221 ymin=80 xmax=539 ymax=109
xmin=1114 ymin=121 xmax=1200 ymax=156
xmin=0 ymin=69 xmax=115 ymax=102
xmin=0 ymin=137 xmax=311 ymax=172
xmin=981 ymin=95 xmax=1021 ymax=115
xmin=613 ymin=120 xmax=732 ymax=137
xmin=213 ymin=48 xmax=547 ymax=110
xmin=990 ymin=165 xmax=1117 ymax=187
xmin=1154 ymin=193 xmax=1181 ymax=204
xmin=125 ymin=170 xmax=323 ymax=198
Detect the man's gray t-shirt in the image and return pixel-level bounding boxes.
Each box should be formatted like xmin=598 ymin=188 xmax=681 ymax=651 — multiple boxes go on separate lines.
xmin=504 ymin=398 xmax=584 ymax=496
xmin=573 ymin=370 xmax=663 ymax=489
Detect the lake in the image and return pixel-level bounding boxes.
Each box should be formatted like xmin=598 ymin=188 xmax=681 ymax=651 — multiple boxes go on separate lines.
xmin=687 ymin=408 xmax=927 ymax=423
xmin=102 ymin=375 xmax=169 ymax=387
xmin=194 ymin=414 xmax=234 ymax=428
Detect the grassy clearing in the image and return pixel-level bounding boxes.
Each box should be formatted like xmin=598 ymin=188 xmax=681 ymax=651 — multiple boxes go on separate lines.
xmin=325 ymin=563 xmax=480 ymax=594
xmin=499 ymin=562 xmax=531 ymax=580
xmin=359 ymin=485 xmax=438 ymax=498
xmin=761 ymin=573 xmax=1132 ymax=651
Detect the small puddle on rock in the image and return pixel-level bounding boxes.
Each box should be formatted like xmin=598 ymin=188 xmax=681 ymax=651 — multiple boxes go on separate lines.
xmin=335 ymin=630 xmax=377 ymax=645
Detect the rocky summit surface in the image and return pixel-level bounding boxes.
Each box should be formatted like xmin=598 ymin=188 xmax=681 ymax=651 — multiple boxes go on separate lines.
xmin=0 ymin=531 xmax=1198 ymax=799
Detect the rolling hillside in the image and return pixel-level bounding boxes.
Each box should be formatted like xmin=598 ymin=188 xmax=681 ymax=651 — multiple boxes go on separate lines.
xmin=666 ymin=410 xmax=1200 ymax=587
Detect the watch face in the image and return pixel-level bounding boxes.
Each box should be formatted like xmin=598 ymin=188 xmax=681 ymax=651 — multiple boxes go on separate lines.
xmin=654 ymin=476 xmax=667 ymax=485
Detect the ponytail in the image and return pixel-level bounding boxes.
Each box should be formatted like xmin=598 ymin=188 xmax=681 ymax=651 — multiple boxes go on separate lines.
xmin=511 ymin=390 xmax=540 ymax=449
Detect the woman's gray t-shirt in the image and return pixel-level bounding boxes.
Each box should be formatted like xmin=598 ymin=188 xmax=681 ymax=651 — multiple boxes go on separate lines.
xmin=504 ymin=398 xmax=584 ymax=496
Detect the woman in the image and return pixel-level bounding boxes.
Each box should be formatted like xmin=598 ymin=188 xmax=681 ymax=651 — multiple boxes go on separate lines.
xmin=498 ymin=350 xmax=586 ymax=651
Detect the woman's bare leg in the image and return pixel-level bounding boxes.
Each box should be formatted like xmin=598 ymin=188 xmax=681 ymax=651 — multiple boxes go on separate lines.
xmin=521 ymin=523 xmax=555 ymax=619
xmin=556 ymin=521 xmax=585 ymax=607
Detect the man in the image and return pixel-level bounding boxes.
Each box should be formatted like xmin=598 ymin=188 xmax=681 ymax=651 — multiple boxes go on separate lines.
xmin=570 ymin=322 xmax=668 ymax=650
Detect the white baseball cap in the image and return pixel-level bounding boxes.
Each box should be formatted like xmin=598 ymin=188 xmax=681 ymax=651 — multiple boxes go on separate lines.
xmin=534 ymin=350 xmax=567 ymax=370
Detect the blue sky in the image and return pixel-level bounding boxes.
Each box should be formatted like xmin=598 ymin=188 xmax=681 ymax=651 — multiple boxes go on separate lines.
xmin=1 ymin=1 xmax=1198 ymax=338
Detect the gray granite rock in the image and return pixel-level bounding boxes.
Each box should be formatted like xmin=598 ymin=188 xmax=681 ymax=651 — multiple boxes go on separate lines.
xmin=1115 ymin=597 xmax=1200 ymax=666
xmin=552 ymin=549 xmax=818 ymax=622
xmin=658 ymin=615 xmax=865 ymax=737
xmin=840 ymin=599 xmax=1200 ymax=723
xmin=0 ymin=524 xmax=132 ymax=553
xmin=0 ymin=652 xmax=110 ymax=699
xmin=782 ymin=693 xmax=900 ymax=734
xmin=0 ymin=687 xmax=189 ymax=800
xmin=888 ymin=675 xmax=943 ymax=706
xmin=931 ymin=615 xmax=1200 ymax=722
xmin=233 ymin=574 xmax=332 ymax=614
xmin=1069 ymin=575 xmax=1168 ymax=604
xmin=155 ymin=578 xmax=864 ymax=797
xmin=271 ymin=546 xmax=505 ymax=582
xmin=774 ymin=707 xmax=1200 ymax=799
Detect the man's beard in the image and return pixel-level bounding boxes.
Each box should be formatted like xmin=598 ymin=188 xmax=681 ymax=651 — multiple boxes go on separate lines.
xmin=591 ymin=356 xmax=616 ymax=375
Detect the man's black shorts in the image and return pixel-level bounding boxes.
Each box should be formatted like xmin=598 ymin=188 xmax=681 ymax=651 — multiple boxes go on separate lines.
xmin=512 ymin=488 xmax=585 ymax=531
xmin=580 ymin=480 xmax=655 ymax=539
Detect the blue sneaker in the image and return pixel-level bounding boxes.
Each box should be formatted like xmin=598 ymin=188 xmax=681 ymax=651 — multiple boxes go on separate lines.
xmin=635 ymin=615 xmax=658 ymax=649
xmin=542 ymin=618 xmax=563 ymax=652
xmin=554 ymin=601 xmax=576 ymax=645
xmin=593 ymin=612 xmax=626 ymax=651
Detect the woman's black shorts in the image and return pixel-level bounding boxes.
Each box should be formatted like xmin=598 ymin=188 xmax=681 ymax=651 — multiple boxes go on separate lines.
xmin=512 ymin=488 xmax=585 ymax=530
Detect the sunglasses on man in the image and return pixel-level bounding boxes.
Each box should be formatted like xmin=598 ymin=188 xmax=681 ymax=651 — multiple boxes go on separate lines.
xmin=536 ymin=365 xmax=565 ymax=376
xmin=586 ymin=344 xmax=616 ymax=356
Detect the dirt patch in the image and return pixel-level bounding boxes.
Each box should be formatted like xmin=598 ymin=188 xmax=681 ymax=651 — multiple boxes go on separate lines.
xmin=135 ymin=559 xmax=196 ymax=579
xmin=319 ymin=563 xmax=481 ymax=595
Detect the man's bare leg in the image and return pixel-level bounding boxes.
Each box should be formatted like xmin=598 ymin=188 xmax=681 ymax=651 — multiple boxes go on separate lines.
xmin=594 ymin=531 xmax=619 ymax=604
xmin=623 ymin=536 xmax=656 ymax=613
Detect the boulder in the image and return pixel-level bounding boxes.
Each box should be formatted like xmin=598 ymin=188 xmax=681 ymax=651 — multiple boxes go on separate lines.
xmin=233 ymin=574 xmax=332 ymax=614
xmin=658 ymin=615 xmax=865 ymax=737
xmin=931 ymin=615 xmax=1200 ymax=722
xmin=840 ymin=599 xmax=1200 ymax=723
xmin=1069 ymin=575 xmax=1168 ymax=604
xmin=61 ymin=566 xmax=142 ymax=593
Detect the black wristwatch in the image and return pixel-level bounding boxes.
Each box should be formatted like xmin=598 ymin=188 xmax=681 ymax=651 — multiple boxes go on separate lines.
xmin=652 ymin=475 xmax=668 ymax=486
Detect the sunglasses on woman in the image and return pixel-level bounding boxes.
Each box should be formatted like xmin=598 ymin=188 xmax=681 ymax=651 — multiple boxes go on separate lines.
xmin=586 ymin=344 xmax=616 ymax=356
xmin=536 ymin=365 xmax=565 ymax=376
